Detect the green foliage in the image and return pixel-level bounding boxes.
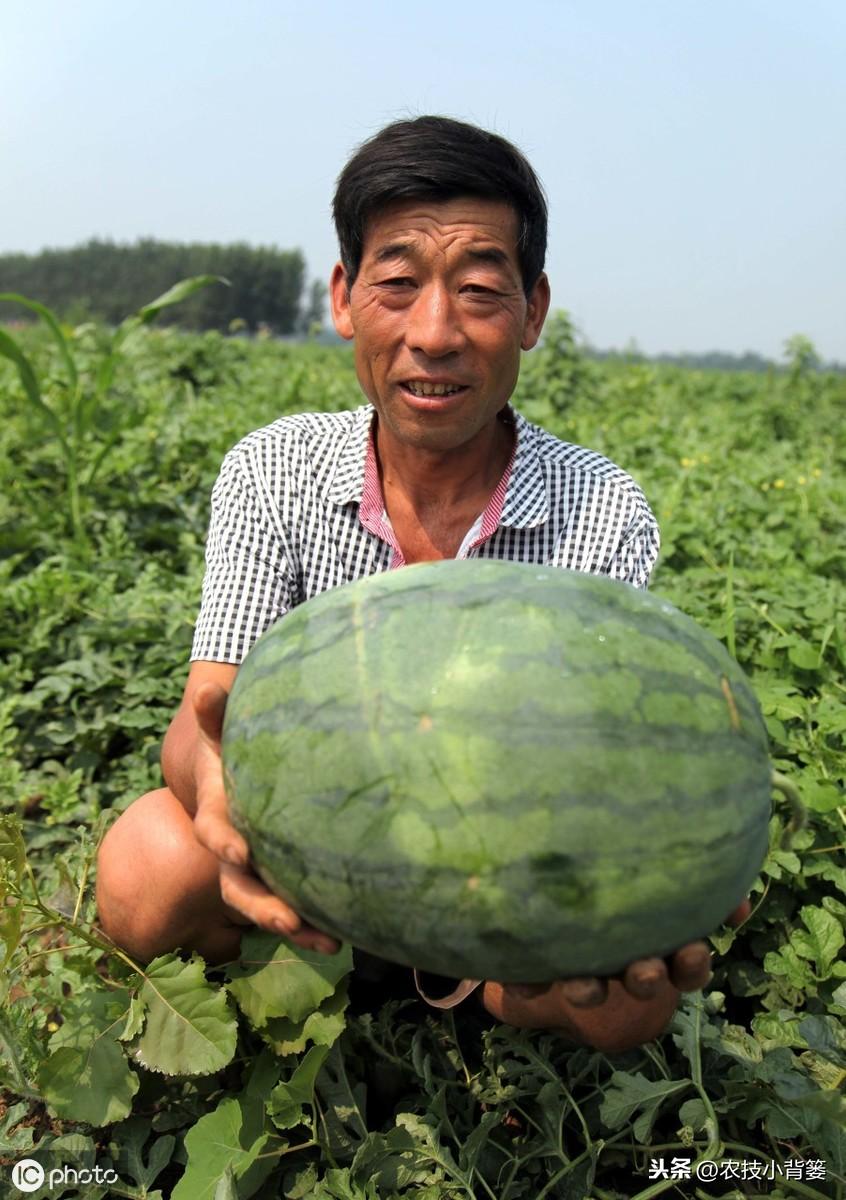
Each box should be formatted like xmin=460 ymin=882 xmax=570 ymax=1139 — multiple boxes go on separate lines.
xmin=0 ymin=278 xmax=223 ymax=546
xmin=0 ymin=322 xmax=844 ymax=1197
xmin=0 ymin=238 xmax=309 ymax=333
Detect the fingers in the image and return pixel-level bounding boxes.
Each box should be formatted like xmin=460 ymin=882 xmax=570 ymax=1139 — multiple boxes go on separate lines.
xmin=193 ymin=752 xmax=249 ymax=866
xmin=499 ymin=974 xmax=609 ymax=1012
xmin=520 ymin=905 xmax=750 ymax=1009
xmin=618 ymin=951 xmax=707 ymax=1000
xmin=557 ymin=977 xmax=608 ymax=1007
xmin=219 ymin=862 xmax=338 ymax=954
xmin=505 ymin=978 xmax=609 ymax=1007
xmin=506 ymin=982 xmax=549 ymax=1000
xmin=623 ymin=957 xmax=668 ymax=999
xmin=621 ymin=946 xmax=711 ymax=1000
xmin=668 ymin=941 xmax=712 ymax=992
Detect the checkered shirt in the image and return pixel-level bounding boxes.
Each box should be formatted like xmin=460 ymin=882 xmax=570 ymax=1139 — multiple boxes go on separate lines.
xmin=190 ymin=404 xmax=660 ymax=664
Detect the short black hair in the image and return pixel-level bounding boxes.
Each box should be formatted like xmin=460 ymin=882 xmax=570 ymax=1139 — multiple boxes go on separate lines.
xmin=332 ymin=115 xmax=548 ymax=295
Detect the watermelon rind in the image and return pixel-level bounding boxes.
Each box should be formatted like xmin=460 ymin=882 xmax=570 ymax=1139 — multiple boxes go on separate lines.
xmin=222 ymin=561 xmax=772 ymax=983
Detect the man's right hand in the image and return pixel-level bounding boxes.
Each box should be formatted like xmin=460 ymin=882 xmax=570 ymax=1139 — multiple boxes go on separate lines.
xmin=189 ymin=679 xmax=339 ymax=956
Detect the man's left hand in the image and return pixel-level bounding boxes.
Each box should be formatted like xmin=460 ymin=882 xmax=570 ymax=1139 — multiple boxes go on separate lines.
xmin=481 ymin=899 xmax=751 ymax=1053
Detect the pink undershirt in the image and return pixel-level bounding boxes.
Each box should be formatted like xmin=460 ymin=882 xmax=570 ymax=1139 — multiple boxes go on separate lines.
xmin=357 ymin=429 xmax=515 ymax=567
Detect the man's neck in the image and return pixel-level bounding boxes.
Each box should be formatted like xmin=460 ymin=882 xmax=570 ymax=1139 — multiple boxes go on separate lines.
xmin=374 ymin=412 xmax=515 ymax=514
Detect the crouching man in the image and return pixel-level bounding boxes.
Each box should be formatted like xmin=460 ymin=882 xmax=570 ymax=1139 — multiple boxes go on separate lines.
xmin=97 ymin=115 xmax=746 ymax=1053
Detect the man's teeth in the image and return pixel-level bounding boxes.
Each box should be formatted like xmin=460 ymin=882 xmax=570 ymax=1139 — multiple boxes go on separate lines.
xmin=405 ymin=381 xmax=463 ymax=396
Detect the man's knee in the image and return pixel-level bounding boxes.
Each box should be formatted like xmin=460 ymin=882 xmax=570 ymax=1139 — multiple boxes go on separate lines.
xmin=96 ymin=788 xmax=234 ymax=963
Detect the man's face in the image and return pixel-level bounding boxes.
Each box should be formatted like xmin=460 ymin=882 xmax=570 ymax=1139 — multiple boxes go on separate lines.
xmin=330 ymin=197 xmax=550 ymax=454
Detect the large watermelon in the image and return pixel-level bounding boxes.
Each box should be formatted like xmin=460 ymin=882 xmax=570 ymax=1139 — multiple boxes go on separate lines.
xmin=221 ymin=560 xmax=773 ymax=982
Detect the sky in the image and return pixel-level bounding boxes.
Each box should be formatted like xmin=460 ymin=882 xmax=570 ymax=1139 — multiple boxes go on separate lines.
xmin=2 ymin=0 xmax=844 ymax=361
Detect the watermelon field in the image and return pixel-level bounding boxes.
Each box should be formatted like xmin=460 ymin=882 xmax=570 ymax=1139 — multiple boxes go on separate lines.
xmin=1 ymin=297 xmax=845 ymax=1199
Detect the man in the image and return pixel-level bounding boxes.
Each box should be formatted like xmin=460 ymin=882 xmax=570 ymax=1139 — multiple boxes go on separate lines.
xmin=97 ymin=116 xmax=746 ymax=1053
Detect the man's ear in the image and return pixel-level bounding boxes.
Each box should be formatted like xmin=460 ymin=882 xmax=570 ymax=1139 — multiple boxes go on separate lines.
xmin=521 ymin=272 xmax=551 ymax=352
xmin=330 ymin=262 xmax=354 ymax=341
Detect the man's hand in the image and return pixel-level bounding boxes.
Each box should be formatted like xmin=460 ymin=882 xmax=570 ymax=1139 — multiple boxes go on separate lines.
xmin=190 ymin=681 xmax=338 ymax=956
xmin=484 ymin=900 xmax=752 ymax=1052
xmin=506 ymin=898 xmax=751 ymax=1006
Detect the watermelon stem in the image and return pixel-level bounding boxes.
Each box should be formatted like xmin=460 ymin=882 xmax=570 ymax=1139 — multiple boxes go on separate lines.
xmin=770 ymin=771 xmax=806 ymax=848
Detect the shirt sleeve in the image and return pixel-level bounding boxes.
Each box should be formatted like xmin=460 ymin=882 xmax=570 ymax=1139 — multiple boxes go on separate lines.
xmin=604 ymin=495 xmax=661 ymax=590
xmin=190 ymin=446 xmax=298 ymax=663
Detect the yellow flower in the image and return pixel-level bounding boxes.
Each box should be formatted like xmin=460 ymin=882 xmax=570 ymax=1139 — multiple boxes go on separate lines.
xmin=797 ymin=475 xmax=807 ymax=485
xmin=813 ymin=467 xmax=822 ymax=477
xmin=761 ymin=482 xmax=770 ymax=491
xmin=680 ymin=456 xmax=695 ymax=468
xmin=774 ymin=479 xmax=785 ymax=489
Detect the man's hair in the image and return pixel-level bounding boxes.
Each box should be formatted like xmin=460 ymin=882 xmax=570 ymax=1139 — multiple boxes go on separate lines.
xmin=332 ymin=115 xmax=547 ymax=295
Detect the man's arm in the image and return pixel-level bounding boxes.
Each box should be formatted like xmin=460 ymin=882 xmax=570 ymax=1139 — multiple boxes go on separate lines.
xmin=161 ymin=660 xmax=238 ymax=815
xmin=160 ymin=660 xmax=338 ymax=952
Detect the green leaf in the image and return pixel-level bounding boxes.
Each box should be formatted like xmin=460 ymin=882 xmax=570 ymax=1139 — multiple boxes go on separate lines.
xmin=350 ymin=1111 xmax=468 ymax=1192
xmin=120 ymin=993 xmax=147 ymax=1042
xmin=678 ymin=1097 xmax=709 ymax=1132
xmin=351 ymin=1124 xmax=445 ymax=1191
xmin=788 ymin=639 xmax=823 ymax=670
xmin=309 ymin=1168 xmax=380 ymax=1200
xmin=136 ymin=954 xmax=238 ymax=1076
xmin=315 ymin=1041 xmax=369 ymax=1161
xmin=832 ymin=980 xmax=846 ymax=1013
xmin=214 ymin=1166 xmax=239 ymax=1200
xmin=599 ymin=1070 xmax=690 ymax=1139
xmin=260 ymin=981 xmax=349 ymax=1055
xmin=171 ymin=1096 xmax=270 ymax=1200
xmin=752 ymin=1011 xmax=804 ymax=1050
xmin=0 ymin=327 xmax=43 ymax=408
xmin=671 ymin=997 xmax=721 ymax=1068
xmin=791 ymin=905 xmax=845 ymax=976
xmin=763 ymin=943 xmax=818 ymax=991
xmin=227 ymin=932 xmax=352 ymax=1027
xmin=716 ymin=1022 xmax=763 ymax=1064
xmin=285 ymin=1165 xmax=319 ymax=1199
xmin=269 ymin=1043 xmax=330 ymax=1129
xmin=0 ymin=292 xmax=78 ymax=389
xmin=38 ymin=989 xmax=139 ymax=1124
xmin=38 ymin=1039 xmax=140 ymax=1125
xmin=0 ymin=1100 xmax=35 ymax=1157
xmin=802 ymin=781 xmax=844 ymax=812
xmin=0 ymin=898 xmax=22 ymax=966
xmin=709 ymin=926 xmax=736 ymax=954
xmin=125 ymin=275 xmax=227 ymax=335
xmin=243 ymin=1046 xmax=285 ymax=1102
xmin=798 ymin=1015 xmax=846 ymax=1066
xmin=110 ymin=1117 xmax=175 ymax=1193
xmin=0 ymin=328 xmax=68 ymax=449
xmin=793 ymin=1089 xmax=846 ymax=1128
xmin=765 ymin=847 xmax=802 ymax=877
xmin=0 ymin=814 xmax=26 ymax=881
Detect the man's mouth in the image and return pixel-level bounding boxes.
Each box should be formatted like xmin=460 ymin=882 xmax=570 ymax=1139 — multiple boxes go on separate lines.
xmin=402 ymin=380 xmax=467 ymax=397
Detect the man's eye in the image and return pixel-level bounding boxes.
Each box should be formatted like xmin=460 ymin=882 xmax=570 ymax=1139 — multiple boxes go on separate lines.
xmin=462 ymin=284 xmax=497 ymax=295
xmin=380 ymin=277 xmax=414 ymax=288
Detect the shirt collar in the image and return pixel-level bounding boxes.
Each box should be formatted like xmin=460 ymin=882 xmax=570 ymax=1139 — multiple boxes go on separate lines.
xmin=326 ymin=404 xmax=374 ymax=505
xmin=326 ymin=402 xmax=549 ymax=529
xmin=498 ymin=408 xmax=549 ymax=528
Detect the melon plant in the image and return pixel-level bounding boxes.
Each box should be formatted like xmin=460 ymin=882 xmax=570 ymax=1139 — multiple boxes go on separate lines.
xmin=222 ymin=560 xmax=777 ymax=982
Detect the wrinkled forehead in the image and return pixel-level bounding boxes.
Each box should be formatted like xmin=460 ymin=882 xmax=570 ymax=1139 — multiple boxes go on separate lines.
xmin=360 ymin=196 xmax=522 ymax=265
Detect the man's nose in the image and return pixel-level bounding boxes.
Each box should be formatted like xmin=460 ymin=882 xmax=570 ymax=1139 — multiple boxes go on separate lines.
xmin=405 ymin=284 xmax=466 ymax=357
